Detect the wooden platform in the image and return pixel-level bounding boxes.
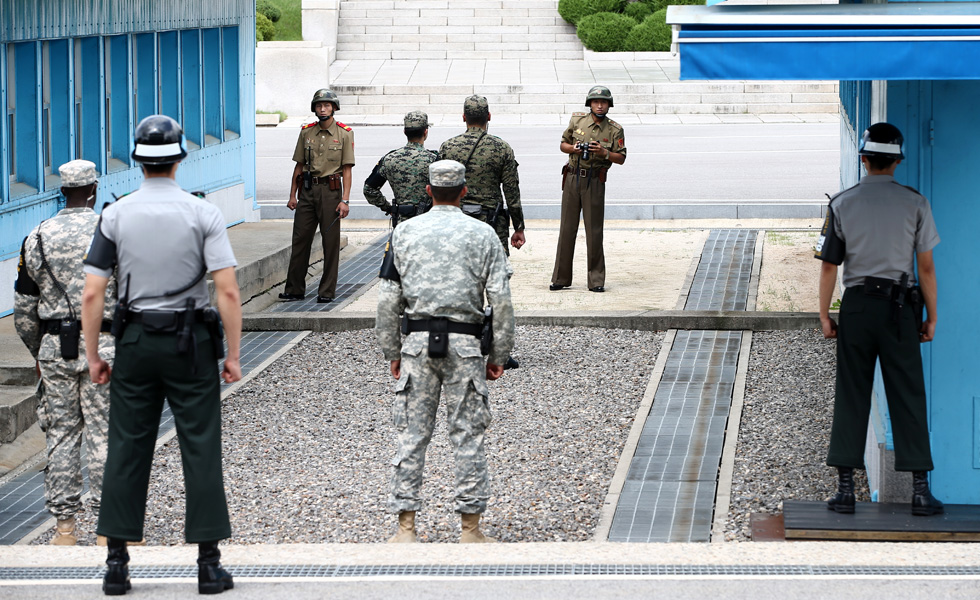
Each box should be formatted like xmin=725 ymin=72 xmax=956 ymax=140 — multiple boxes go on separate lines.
xmin=783 ymin=500 xmax=980 ymax=541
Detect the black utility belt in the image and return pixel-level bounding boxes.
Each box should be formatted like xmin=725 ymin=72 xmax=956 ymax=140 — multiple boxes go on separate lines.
xmin=127 ymin=308 xmax=211 ymax=333
xmin=850 ymin=276 xmax=913 ymax=299
xmin=42 ymin=319 xmax=112 ymax=334
xmin=402 ymin=316 xmax=482 ymax=337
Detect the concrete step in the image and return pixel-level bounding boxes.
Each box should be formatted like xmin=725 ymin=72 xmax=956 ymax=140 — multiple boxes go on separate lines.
xmin=328 ymin=83 xmax=839 ymax=115
xmin=0 ymin=385 xmax=39 ymax=444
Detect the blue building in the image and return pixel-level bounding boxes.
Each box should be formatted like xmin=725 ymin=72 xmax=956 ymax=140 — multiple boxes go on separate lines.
xmin=1 ymin=1 xmax=257 ymax=316
xmin=669 ymin=1 xmax=980 ymax=504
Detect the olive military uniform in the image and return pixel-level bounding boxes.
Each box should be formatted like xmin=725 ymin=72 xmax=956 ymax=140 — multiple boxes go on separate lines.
xmin=818 ymin=174 xmax=939 ymax=471
xmin=285 ymin=119 xmax=355 ymax=298
xmin=438 ymin=128 xmax=524 ymax=254
xmin=84 ymin=178 xmax=238 ymax=543
xmin=551 ymin=112 xmax=627 ymax=290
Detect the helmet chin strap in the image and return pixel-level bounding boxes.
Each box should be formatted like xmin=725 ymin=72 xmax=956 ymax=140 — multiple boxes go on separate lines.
xmin=318 ymin=115 xmax=330 ymax=122
xmin=591 ymin=110 xmax=607 ymax=120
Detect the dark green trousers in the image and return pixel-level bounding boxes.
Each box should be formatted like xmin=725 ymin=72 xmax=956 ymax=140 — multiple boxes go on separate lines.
xmin=827 ymin=287 xmax=934 ymax=472
xmin=96 ymin=323 xmax=231 ymax=543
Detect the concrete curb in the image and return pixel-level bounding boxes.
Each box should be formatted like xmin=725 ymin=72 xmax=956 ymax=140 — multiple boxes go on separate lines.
xmin=242 ymin=311 xmax=824 ymax=332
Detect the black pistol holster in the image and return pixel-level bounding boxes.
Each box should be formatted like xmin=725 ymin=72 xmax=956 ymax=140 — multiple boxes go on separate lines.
xmin=480 ymin=306 xmax=493 ymax=356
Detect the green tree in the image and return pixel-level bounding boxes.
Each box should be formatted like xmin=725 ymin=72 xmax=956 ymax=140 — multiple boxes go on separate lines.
xmin=576 ymin=12 xmax=638 ymax=52
xmin=624 ymin=10 xmax=671 ymax=52
xmin=256 ymin=12 xmax=276 ymax=42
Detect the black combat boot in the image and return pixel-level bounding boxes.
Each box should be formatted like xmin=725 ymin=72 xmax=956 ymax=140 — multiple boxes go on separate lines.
xmin=198 ymin=541 xmax=234 ymax=594
xmin=827 ymin=467 xmax=856 ymax=514
xmin=102 ymin=538 xmax=131 ymax=596
xmin=911 ymin=471 xmax=944 ymax=516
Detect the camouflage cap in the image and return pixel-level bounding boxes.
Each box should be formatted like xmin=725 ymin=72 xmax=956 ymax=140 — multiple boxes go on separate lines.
xmin=58 ymin=159 xmax=98 ymax=187
xmin=463 ymin=94 xmax=489 ymax=119
xmin=404 ymin=110 xmax=428 ymax=128
xmin=429 ymin=160 xmax=466 ymax=188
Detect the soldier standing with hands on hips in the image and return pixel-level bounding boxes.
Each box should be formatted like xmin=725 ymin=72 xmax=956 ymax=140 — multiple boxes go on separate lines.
xmin=14 ymin=159 xmax=117 ymax=546
xmin=816 ymin=122 xmax=943 ymax=517
xmin=363 ymin=110 xmax=438 ymax=227
xmin=82 ymin=115 xmax=242 ymax=595
xmin=550 ymin=86 xmax=626 ymax=293
xmin=376 ymin=160 xmax=515 ymax=544
xmin=280 ymin=88 xmax=354 ymax=304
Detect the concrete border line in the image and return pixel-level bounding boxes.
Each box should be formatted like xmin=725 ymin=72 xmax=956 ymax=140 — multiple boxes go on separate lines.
xmin=14 ymin=331 xmax=312 ymax=546
xmin=746 ymin=230 xmax=765 ymax=311
xmin=711 ymin=330 xmax=753 ymax=543
xmin=593 ymin=329 xmax=677 ymax=542
xmin=675 ymin=251 xmax=705 ymax=310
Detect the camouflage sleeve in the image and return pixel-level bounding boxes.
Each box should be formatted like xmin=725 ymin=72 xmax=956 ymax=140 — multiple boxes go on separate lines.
xmin=13 ymin=292 xmax=42 ymax=359
xmin=363 ymin=159 xmax=391 ymax=213
xmin=484 ymin=238 xmax=515 ymax=365
xmin=375 ymin=279 xmax=407 ymax=361
xmin=500 ymin=144 xmax=524 ymax=231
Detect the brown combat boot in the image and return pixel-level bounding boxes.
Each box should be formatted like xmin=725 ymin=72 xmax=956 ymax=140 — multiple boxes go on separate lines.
xmin=98 ymin=536 xmax=145 ymax=547
xmin=460 ymin=513 xmax=495 ymax=543
xmin=387 ymin=511 xmax=417 ymax=543
xmin=50 ymin=517 xmax=77 ymax=546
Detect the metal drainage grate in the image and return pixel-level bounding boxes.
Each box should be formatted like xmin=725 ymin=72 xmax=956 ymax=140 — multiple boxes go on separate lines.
xmin=4 ymin=564 xmax=980 ymax=580
xmin=685 ymin=229 xmax=758 ymax=311
xmin=268 ymin=234 xmax=387 ymax=312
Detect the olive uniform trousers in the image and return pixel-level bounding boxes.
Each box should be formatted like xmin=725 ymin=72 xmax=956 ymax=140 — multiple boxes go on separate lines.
xmin=827 ymin=287 xmax=934 ymax=472
xmin=96 ymin=323 xmax=231 ymax=543
xmin=552 ymin=171 xmax=606 ymax=289
xmin=285 ymin=183 xmax=343 ymax=299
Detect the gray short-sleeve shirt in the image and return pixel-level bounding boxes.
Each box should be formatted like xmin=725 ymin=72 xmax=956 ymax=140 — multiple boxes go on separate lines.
xmin=83 ymin=178 xmax=237 ymax=311
xmin=831 ymin=174 xmax=939 ymax=288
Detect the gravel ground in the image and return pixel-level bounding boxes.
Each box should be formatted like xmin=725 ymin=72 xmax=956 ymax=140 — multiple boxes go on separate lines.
xmin=726 ymin=329 xmax=870 ymax=542
xmin=37 ymin=326 xmax=662 ymax=545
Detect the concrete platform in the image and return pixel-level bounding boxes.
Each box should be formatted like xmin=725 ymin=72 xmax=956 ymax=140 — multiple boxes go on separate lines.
xmin=784 ymin=501 xmax=980 ymax=542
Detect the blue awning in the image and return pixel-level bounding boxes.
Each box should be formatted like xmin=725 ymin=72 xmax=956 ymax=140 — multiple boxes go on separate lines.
xmin=667 ymin=3 xmax=980 ymax=80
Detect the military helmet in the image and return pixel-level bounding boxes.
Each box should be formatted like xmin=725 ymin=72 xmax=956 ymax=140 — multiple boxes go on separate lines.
xmin=585 ymin=85 xmax=614 ymax=108
xmin=131 ymin=115 xmax=187 ymax=165
xmin=859 ymin=122 xmax=904 ymax=159
xmin=311 ymin=88 xmax=340 ymax=113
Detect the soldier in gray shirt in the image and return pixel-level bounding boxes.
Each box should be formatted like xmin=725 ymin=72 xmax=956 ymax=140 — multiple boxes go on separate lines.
xmin=815 ymin=122 xmax=942 ymax=518
xmin=81 ymin=115 xmax=241 ymax=595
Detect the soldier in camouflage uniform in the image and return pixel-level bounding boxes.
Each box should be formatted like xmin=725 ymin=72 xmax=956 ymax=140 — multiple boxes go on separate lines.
xmin=438 ymin=95 xmax=526 ymax=255
xmin=363 ymin=111 xmax=438 ymax=226
xmin=13 ymin=159 xmax=117 ymax=546
xmin=376 ymin=160 xmax=515 ymax=544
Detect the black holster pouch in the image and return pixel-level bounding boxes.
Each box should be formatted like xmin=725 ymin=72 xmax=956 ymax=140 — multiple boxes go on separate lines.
xmin=428 ymin=318 xmax=449 ymax=359
xmin=379 ymin=234 xmax=400 ymax=282
xmin=396 ymin=204 xmax=417 ymax=217
xmin=59 ymin=319 xmax=80 ymax=360
xmin=110 ymin=302 xmax=128 ymax=338
xmin=202 ymin=307 xmax=225 ymax=360
xmin=480 ymin=306 xmax=493 ymax=356
xmin=461 ymin=204 xmax=483 ymax=219
xmin=863 ymin=276 xmax=894 ymax=299
xmin=303 ymin=172 xmax=312 ymax=192
xmin=175 ymin=298 xmax=196 ymax=355
xmin=141 ymin=310 xmax=180 ymax=333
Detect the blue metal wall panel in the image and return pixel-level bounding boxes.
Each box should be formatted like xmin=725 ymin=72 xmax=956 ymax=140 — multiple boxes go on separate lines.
xmin=47 ymin=39 xmax=72 ymax=171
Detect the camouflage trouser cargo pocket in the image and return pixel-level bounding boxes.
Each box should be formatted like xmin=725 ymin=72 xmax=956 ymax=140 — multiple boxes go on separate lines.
xmin=391 ymin=373 xmax=411 ymax=432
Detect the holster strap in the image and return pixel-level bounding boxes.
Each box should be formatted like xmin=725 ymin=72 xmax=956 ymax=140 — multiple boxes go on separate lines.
xmin=404 ymin=318 xmax=482 ymax=337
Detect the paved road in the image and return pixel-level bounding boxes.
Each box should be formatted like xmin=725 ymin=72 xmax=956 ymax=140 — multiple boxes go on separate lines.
xmin=256 ymin=122 xmax=840 ymax=206
xmin=3 ymin=576 xmax=979 ymax=599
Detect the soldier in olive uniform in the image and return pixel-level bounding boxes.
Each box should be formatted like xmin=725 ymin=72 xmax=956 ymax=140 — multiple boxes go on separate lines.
xmin=14 ymin=159 xmax=117 ymax=546
xmin=280 ymin=88 xmax=355 ymax=304
xmin=816 ymin=122 xmax=943 ymax=517
xmin=363 ymin=110 xmax=438 ymax=226
xmin=550 ymin=86 xmax=627 ymax=293
xmin=376 ymin=160 xmax=515 ymax=544
xmin=438 ymin=95 xmax=526 ymax=255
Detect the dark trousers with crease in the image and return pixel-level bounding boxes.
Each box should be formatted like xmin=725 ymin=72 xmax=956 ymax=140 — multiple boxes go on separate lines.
xmin=827 ymin=287 xmax=934 ymax=472
xmin=285 ymin=184 xmax=342 ymax=298
xmin=551 ymin=171 xmax=605 ymax=289
xmin=96 ymin=323 xmax=231 ymax=543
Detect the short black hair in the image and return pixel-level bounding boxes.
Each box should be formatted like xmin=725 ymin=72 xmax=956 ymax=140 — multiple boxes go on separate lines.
xmin=141 ymin=162 xmax=176 ymax=175
xmin=864 ymin=154 xmax=898 ymax=171
xmin=430 ymin=184 xmax=464 ymax=202
xmin=404 ymin=126 xmax=426 ymax=140
xmin=464 ymin=112 xmax=488 ymax=127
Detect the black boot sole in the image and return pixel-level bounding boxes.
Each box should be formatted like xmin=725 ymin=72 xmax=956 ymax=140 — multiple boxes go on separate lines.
xmin=828 ymin=503 xmax=855 ymax=514
xmin=912 ymin=505 xmax=944 ymax=516
xmin=199 ymin=580 xmax=234 ymax=595
xmin=102 ymin=580 xmax=131 ymax=595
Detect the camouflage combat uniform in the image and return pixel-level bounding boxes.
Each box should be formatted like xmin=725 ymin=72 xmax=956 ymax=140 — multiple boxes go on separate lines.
xmin=363 ymin=143 xmax=438 ymax=223
xmin=376 ymin=177 xmax=515 ymax=514
xmin=14 ymin=194 xmax=117 ymax=521
xmin=438 ymin=101 xmax=524 ymax=254
xmin=364 ymin=110 xmax=438 ymax=226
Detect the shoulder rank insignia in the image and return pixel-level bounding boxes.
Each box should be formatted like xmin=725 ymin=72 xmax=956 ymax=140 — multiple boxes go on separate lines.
xmin=572 ymin=112 xmax=587 ymax=117
xmin=301 ymin=121 xmax=317 ymax=130
xmin=608 ymin=118 xmax=620 ymax=128
xmin=336 ymin=121 xmax=353 ymax=132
